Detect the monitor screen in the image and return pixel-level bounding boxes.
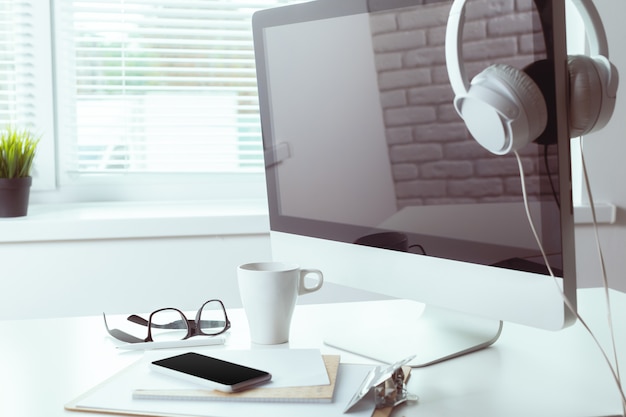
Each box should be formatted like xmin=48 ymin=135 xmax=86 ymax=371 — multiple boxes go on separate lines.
xmin=253 ymin=0 xmax=576 ymax=365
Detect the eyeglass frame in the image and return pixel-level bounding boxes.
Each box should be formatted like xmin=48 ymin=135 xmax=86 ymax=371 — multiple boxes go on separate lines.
xmin=103 ymin=299 xmax=231 ymax=344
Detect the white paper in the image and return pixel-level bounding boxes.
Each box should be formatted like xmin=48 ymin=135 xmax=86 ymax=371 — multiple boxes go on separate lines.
xmin=117 ymin=336 xmax=226 ymax=350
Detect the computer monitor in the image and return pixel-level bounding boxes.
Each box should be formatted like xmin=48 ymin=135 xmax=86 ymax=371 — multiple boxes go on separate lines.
xmin=253 ymin=0 xmax=576 ymax=366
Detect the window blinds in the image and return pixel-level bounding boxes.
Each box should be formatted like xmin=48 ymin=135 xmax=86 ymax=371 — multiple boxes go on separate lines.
xmin=0 ymin=0 xmax=37 ymax=128
xmin=56 ymin=0 xmax=288 ymax=175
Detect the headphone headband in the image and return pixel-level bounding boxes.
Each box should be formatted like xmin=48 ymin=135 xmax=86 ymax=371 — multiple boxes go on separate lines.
xmin=570 ymin=0 xmax=608 ymax=57
xmin=445 ymin=0 xmax=610 ymax=98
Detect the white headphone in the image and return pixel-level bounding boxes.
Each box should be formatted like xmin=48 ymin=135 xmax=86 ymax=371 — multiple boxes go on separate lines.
xmin=445 ymin=0 xmax=618 ymax=155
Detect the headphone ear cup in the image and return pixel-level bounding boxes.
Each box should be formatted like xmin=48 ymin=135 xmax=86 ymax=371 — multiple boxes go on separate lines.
xmin=457 ymin=63 xmax=547 ymax=155
xmin=491 ymin=64 xmax=549 ymax=146
xmin=568 ymin=55 xmax=609 ymax=137
xmin=568 ymin=55 xmax=602 ymax=137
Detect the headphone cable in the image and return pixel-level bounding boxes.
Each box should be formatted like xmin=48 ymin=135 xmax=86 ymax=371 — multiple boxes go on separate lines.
xmin=514 ymin=149 xmax=625 ymax=414
xmin=579 ymin=137 xmax=622 ymax=385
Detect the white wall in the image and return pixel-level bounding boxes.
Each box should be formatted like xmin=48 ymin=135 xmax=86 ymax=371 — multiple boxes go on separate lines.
xmin=0 ymin=203 xmax=386 ymax=320
xmin=573 ymin=1 xmax=626 ymax=292
xmin=0 ymin=233 xmax=270 ymax=320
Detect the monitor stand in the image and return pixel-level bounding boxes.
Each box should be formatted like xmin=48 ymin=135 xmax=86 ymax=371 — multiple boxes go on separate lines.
xmin=323 ymin=299 xmax=503 ymax=367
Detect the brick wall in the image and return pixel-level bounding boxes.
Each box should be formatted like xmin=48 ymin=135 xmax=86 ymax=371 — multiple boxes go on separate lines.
xmin=370 ymin=0 xmax=559 ymax=209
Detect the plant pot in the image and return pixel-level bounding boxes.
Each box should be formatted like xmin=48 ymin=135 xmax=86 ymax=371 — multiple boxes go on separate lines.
xmin=0 ymin=176 xmax=32 ymax=217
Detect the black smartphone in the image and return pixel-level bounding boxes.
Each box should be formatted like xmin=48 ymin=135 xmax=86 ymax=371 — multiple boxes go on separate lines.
xmin=150 ymin=352 xmax=272 ymax=392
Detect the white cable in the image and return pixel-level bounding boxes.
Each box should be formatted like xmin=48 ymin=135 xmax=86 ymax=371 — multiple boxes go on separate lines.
xmin=579 ymin=137 xmax=622 ymax=389
xmin=513 ymin=150 xmax=626 ymax=414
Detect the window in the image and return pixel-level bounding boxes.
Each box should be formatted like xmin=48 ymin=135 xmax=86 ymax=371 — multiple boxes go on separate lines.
xmin=2 ymin=0 xmax=296 ymax=203
xmin=0 ymin=1 xmax=34 ymax=127
xmin=0 ymin=0 xmax=55 ymax=190
xmin=53 ymin=0 xmax=296 ymax=203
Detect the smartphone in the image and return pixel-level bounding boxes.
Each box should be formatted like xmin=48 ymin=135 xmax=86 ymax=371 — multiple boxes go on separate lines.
xmin=150 ymin=352 xmax=272 ymax=392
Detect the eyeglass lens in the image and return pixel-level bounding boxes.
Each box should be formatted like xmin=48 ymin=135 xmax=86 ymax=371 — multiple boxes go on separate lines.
xmin=150 ymin=309 xmax=189 ymax=342
xmin=198 ymin=300 xmax=228 ymax=335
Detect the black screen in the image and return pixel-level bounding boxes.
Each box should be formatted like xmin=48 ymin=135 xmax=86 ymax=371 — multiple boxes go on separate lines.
xmin=153 ymin=353 xmax=269 ymax=385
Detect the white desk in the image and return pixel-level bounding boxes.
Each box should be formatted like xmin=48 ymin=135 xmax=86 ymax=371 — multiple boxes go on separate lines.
xmin=1 ymin=288 xmax=625 ymax=417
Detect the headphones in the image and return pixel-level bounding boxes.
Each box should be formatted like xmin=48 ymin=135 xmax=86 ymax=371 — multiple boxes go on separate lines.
xmin=445 ymin=0 xmax=618 ymax=155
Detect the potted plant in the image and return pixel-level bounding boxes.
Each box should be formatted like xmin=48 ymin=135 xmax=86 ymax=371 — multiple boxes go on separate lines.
xmin=0 ymin=127 xmax=39 ymax=217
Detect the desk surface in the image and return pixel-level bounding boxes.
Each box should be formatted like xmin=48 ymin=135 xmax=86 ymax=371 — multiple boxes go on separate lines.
xmin=1 ymin=288 xmax=625 ymax=417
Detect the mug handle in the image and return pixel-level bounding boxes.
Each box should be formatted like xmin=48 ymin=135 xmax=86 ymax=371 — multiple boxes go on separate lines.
xmin=298 ymin=269 xmax=324 ymax=295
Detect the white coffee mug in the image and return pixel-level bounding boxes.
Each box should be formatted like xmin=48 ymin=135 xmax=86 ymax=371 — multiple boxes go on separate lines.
xmin=237 ymin=262 xmax=324 ymax=345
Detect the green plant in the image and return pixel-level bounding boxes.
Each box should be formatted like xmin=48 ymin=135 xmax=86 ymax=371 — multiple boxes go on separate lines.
xmin=0 ymin=127 xmax=39 ymax=179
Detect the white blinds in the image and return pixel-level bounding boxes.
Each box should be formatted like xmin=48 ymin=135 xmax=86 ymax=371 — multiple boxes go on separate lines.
xmin=56 ymin=0 xmax=288 ymax=175
xmin=0 ymin=0 xmax=37 ymax=128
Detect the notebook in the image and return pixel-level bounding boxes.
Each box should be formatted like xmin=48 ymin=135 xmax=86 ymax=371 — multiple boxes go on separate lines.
xmin=133 ymin=354 xmax=339 ymax=403
xmin=66 ymin=359 xmax=379 ymax=417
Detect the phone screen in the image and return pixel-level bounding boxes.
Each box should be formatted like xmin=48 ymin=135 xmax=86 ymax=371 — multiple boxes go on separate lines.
xmin=152 ymin=352 xmax=270 ymax=386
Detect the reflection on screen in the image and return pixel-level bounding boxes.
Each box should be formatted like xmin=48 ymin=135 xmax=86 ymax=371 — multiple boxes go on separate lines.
xmin=263 ymin=0 xmax=562 ymax=276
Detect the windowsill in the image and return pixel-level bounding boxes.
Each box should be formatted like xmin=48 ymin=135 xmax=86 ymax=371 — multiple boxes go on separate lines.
xmin=0 ymin=200 xmax=270 ymax=243
xmin=0 ymin=200 xmax=615 ymax=244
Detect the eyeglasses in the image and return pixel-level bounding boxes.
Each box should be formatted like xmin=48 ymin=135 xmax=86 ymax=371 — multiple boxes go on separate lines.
xmin=103 ymin=299 xmax=231 ymax=344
